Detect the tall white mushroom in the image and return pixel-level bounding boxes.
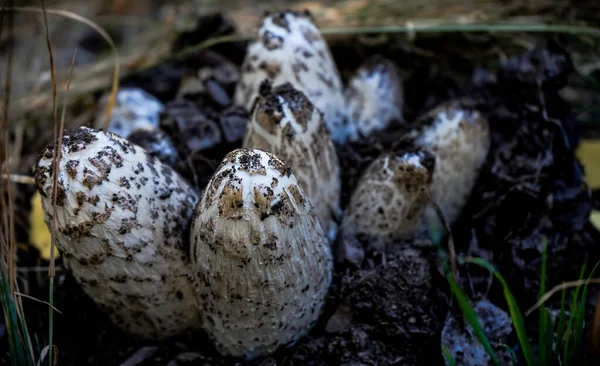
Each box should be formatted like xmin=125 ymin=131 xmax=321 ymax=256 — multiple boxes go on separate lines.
xmin=190 ymin=148 xmax=333 ymax=359
xmin=243 ymin=82 xmax=341 ymax=239
xmin=341 ymin=147 xmax=435 ymax=251
xmin=345 ymin=55 xmax=405 ymax=140
xmin=34 ymin=127 xmax=201 ymax=339
xmin=408 ymin=100 xmax=490 ymax=229
xmin=234 ymin=10 xmax=350 ymax=143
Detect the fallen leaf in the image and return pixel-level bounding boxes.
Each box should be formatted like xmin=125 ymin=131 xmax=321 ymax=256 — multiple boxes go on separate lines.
xmin=591 ymin=210 xmax=600 ymax=231
xmin=29 ymin=191 xmax=59 ymax=260
xmin=577 ymin=140 xmax=600 ymax=189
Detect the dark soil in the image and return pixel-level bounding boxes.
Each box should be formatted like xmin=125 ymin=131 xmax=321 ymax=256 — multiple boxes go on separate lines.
xmin=3 ymin=11 xmax=600 ymax=366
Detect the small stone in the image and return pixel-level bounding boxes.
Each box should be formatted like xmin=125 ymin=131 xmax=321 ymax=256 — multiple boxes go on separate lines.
xmin=441 ymin=299 xmax=514 ymax=366
xmin=325 ymin=305 xmax=353 ymax=334
xmin=219 ymin=106 xmax=248 ymax=143
xmin=175 ymin=352 xmax=202 ymax=363
xmin=161 ymin=99 xmax=222 ymax=152
xmin=127 ymin=127 xmax=180 ymax=168
xmin=119 ymin=346 xmax=158 ymax=366
xmin=205 ymin=78 xmax=231 ymax=107
xmin=95 ymin=88 xmax=164 ymax=138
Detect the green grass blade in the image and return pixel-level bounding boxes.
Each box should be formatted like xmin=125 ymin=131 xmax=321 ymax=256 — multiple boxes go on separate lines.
xmin=563 ymin=261 xmax=588 ymax=365
xmin=557 ymin=288 xmax=568 ymax=358
xmin=539 ymin=307 xmax=554 ymax=366
xmin=446 ymin=272 xmax=502 ymax=366
xmin=442 ymin=345 xmax=458 ymax=366
xmin=569 ymin=261 xmax=600 ymax=364
xmin=465 ymin=257 xmax=536 ymax=366
xmin=538 ymin=238 xmax=550 ymax=366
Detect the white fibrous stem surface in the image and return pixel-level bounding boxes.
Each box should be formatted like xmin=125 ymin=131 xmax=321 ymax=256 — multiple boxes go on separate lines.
xmin=34 ymin=127 xmax=200 ymax=339
xmin=233 ymin=11 xmax=350 ymax=143
xmin=342 ymin=149 xmax=434 ymax=251
xmin=190 ymin=148 xmax=333 ymax=359
xmin=410 ymin=102 xmax=490 ymax=229
xmin=94 ymin=88 xmax=164 ymax=138
xmin=345 ymin=55 xmax=404 ymax=140
xmin=243 ymin=83 xmax=341 ymax=238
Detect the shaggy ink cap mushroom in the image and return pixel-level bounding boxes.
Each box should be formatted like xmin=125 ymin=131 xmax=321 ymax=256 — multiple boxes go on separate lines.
xmin=190 ymin=148 xmax=333 ymax=359
xmin=345 ymin=55 xmax=405 ymax=140
xmin=234 ymin=10 xmax=350 ymax=143
xmin=243 ymin=81 xmax=341 ymax=240
xmin=342 ymin=146 xmax=435 ymax=252
xmin=34 ymin=127 xmax=201 ymax=340
xmin=94 ymin=88 xmax=164 ymax=138
xmin=407 ymin=100 xmax=491 ymax=231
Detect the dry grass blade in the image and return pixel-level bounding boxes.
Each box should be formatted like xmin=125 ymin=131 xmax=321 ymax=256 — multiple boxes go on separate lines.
xmin=426 ymin=188 xmax=457 ymax=279
xmin=4 ymin=5 xmax=120 ymax=130
xmin=525 ymin=279 xmax=600 ymax=316
xmin=0 ymin=174 xmax=35 ymax=185
xmin=14 ymin=292 xmax=62 ymax=314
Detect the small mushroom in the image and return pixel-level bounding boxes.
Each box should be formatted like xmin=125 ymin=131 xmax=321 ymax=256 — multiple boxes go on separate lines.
xmin=345 ymin=55 xmax=404 ymax=140
xmin=341 ymin=147 xmax=435 ymax=252
xmin=94 ymin=88 xmax=164 ymax=138
xmin=233 ymin=10 xmax=349 ymax=143
xmin=34 ymin=127 xmax=201 ymax=339
xmin=243 ymin=81 xmax=341 ymax=239
xmin=407 ymin=100 xmax=490 ymax=229
xmin=190 ymin=148 xmax=333 ymax=359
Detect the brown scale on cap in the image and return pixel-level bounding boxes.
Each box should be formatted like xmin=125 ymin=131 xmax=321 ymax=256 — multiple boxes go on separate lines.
xmin=243 ymin=82 xmax=341 ymax=240
xmin=34 ymin=127 xmax=201 ymax=340
xmin=190 ymin=148 xmax=333 ymax=359
xmin=342 ymin=147 xmax=435 ymax=252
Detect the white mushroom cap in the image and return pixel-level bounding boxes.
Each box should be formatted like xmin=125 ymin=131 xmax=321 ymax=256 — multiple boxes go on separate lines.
xmin=345 ymin=55 xmax=404 ymax=140
xmin=34 ymin=127 xmax=200 ymax=339
xmin=190 ymin=148 xmax=333 ymax=359
xmin=243 ymin=82 xmax=341 ymax=239
xmin=94 ymin=88 xmax=164 ymax=138
xmin=234 ymin=10 xmax=350 ymax=143
xmin=342 ymin=148 xmax=435 ymax=252
xmin=409 ymin=100 xmax=490 ymax=229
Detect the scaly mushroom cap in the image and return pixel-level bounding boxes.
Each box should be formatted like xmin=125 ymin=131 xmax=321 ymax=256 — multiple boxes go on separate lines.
xmin=409 ymin=100 xmax=490 ymax=228
xmin=243 ymin=82 xmax=341 ymax=239
xmin=94 ymin=88 xmax=164 ymax=138
xmin=345 ymin=55 xmax=404 ymax=140
xmin=342 ymin=148 xmax=435 ymax=252
xmin=190 ymin=148 xmax=333 ymax=359
xmin=34 ymin=127 xmax=200 ymax=339
xmin=233 ymin=10 xmax=349 ymax=143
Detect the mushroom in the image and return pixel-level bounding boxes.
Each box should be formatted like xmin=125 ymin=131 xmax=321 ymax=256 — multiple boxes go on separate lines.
xmin=345 ymin=55 xmax=404 ymax=140
xmin=94 ymin=88 xmax=164 ymax=138
xmin=341 ymin=147 xmax=435 ymax=252
xmin=243 ymin=81 xmax=341 ymax=239
xmin=233 ymin=10 xmax=350 ymax=143
xmin=407 ymin=100 xmax=490 ymax=229
xmin=190 ymin=148 xmax=333 ymax=359
xmin=34 ymin=127 xmax=201 ymax=339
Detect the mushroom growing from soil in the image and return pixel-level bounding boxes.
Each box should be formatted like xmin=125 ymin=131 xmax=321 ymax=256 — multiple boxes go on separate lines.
xmin=190 ymin=148 xmax=333 ymax=359
xmin=94 ymin=88 xmax=164 ymax=138
xmin=34 ymin=127 xmax=201 ymax=339
xmin=341 ymin=147 xmax=435 ymax=252
xmin=345 ymin=55 xmax=405 ymax=140
xmin=233 ymin=10 xmax=350 ymax=143
xmin=406 ymin=100 xmax=491 ymax=230
xmin=243 ymin=81 xmax=341 ymax=239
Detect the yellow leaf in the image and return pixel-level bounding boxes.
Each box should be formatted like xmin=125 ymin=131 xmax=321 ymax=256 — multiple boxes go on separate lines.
xmin=577 ymin=140 xmax=600 ymax=189
xmin=29 ymin=191 xmax=59 ymax=260
xmin=592 ymin=211 xmax=600 ymax=232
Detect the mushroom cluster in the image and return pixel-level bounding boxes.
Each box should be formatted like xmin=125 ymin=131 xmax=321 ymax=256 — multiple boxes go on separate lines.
xmin=34 ymin=8 xmax=491 ymax=361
